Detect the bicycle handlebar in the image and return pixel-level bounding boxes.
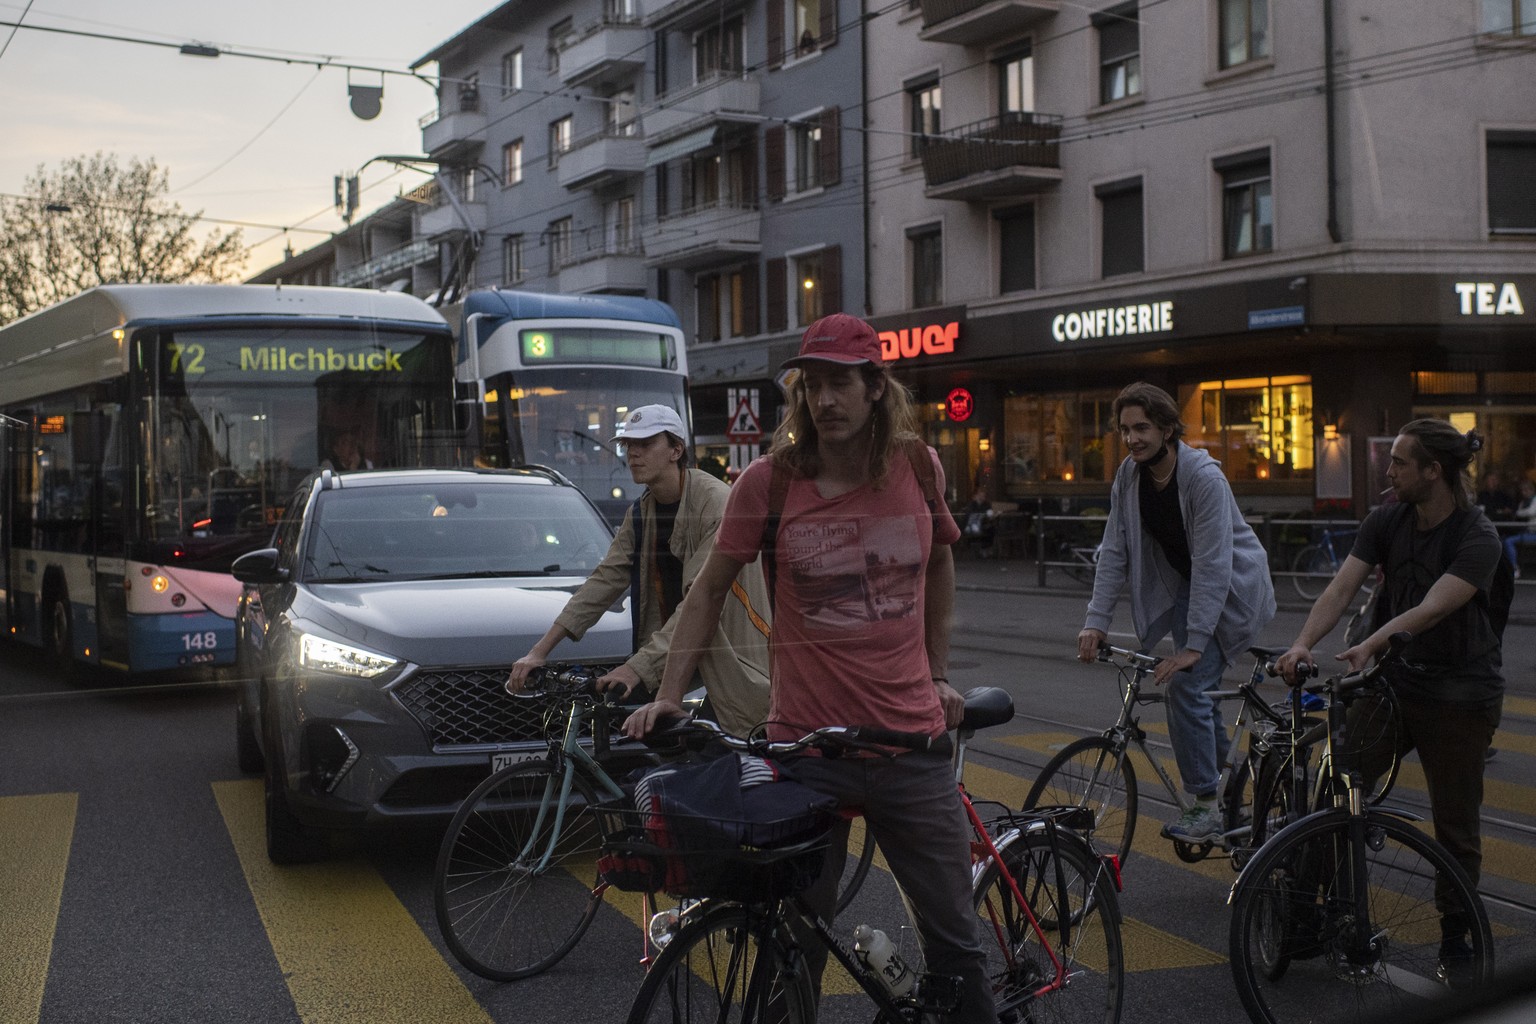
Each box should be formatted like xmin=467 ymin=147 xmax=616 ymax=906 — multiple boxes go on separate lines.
xmin=1303 ymin=631 xmax=1410 ymax=699
xmin=650 ymin=715 xmax=937 ymax=757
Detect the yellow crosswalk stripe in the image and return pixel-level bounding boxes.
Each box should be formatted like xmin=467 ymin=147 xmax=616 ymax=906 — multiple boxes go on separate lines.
xmin=212 ymin=780 xmax=492 ymax=1024
xmin=0 ymin=792 xmax=77 ymax=1024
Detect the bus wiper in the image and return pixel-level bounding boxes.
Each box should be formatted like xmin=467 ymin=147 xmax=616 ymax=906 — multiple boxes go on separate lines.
xmin=413 ymin=567 xmax=560 ymax=580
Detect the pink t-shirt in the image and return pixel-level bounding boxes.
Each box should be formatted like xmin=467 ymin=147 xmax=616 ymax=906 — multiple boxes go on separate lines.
xmin=715 ymin=447 xmax=961 ymax=742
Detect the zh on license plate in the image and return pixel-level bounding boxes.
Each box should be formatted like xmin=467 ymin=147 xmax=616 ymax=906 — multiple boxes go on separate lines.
xmin=490 ymin=750 xmax=542 ymax=772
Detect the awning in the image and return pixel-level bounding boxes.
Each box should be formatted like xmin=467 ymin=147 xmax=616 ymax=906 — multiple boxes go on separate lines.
xmin=644 ymin=126 xmax=719 ymax=167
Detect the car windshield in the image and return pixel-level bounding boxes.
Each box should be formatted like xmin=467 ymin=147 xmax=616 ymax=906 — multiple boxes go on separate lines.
xmin=301 ymin=478 xmax=612 ymax=583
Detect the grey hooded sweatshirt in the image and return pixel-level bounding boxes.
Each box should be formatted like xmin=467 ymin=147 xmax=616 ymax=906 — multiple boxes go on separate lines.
xmin=1084 ymin=442 xmax=1276 ymax=663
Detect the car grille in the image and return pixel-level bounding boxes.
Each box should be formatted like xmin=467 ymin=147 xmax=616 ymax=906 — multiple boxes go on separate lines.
xmin=395 ymin=668 xmax=583 ymax=747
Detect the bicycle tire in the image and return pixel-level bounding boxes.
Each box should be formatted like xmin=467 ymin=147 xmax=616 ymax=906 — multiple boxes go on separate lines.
xmin=626 ymin=901 xmax=816 ymax=1024
xmin=1023 ymin=736 xmax=1137 ymax=869
xmin=1246 ymin=748 xmax=1308 ymax=857
xmin=1221 ymin=756 xmax=1256 ymax=848
xmin=1290 ymin=545 xmax=1335 ymax=602
xmin=1229 ymin=809 xmax=1494 ymax=1024
xmin=834 ymin=823 xmax=877 ymax=915
xmin=974 ymin=826 xmax=1124 ymax=1024
xmin=433 ymin=759 xmax=605 ymax=981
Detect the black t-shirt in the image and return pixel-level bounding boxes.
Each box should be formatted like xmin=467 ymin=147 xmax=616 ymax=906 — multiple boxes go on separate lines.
xmin=653 ymin=498 xmax=685 ymax=618
xmin=1138 ymin=466 xmax=1191 ymax=580
xmin=1352 ymin=503 xmax=1503 ymax=707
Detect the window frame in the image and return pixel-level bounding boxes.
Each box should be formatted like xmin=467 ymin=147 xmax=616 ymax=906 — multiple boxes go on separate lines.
xmin=1487 ymin=129 xmax=1536 ymax=235
xmin=995 ymin=45 xmax=1035 ymax=120
xmin=908 ymin=223 xmax=943 ymax=309
xmin=995 ymin=204 xmax=1037 ymax=295
xmin=1480 ymin=0 xmax=1536 ymax=37
xmin=503 ymin=138 xmax=524 ymax=187
xmin=791 ymin=117 xmax=824 ymax=193
xmin=1218 ymin=0 xmax=1270 ymax=69
xmin=907 ymin=77 xmax=941 ymax=159
xmin=548 ymin=217 xmax=573 ymax=273
xmin=1096 ymin=177 xmax=1145 ymax=278
xmin=793 ymin=250 xmax=825 ymax=326
xmin=548 ymin=116 xmax=574 ymax=169
xmin=1095 ymin=4 xmax=1142 ymax=105
xmin=501 ymin=48 xmax=523 ymax=96
xmin=503 ymin=235 xmax=525 ymax=285
xmin=1217 ymin=149 xmax=1274 ymax=257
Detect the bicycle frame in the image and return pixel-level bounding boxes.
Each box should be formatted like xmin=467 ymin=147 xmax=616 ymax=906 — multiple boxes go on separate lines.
xmin=516 ymin=695 xmax=631 ymax=875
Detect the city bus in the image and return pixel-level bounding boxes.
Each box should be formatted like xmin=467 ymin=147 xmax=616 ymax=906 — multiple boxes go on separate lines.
xmin=456 ymin=290 xmax=689 ymax=524
xmin=0 ymin=284 xmax=457 ymax=676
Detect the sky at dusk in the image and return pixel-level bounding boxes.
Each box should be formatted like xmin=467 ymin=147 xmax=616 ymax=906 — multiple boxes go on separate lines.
xmin=0 ymin=0 xmax=498 ymax=275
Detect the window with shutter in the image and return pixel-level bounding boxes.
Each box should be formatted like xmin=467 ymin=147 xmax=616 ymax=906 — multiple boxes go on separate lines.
xmin=819 ymin=108 xmax=841 ymax=187
xmin=766 ymin=257 xmax=788 ymax=331
xmin=765 ymin=126 xmax=787 ymax=201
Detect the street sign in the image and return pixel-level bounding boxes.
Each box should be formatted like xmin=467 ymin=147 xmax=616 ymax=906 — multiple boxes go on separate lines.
xmin=726 ymin=397 xmax=762 ymax=443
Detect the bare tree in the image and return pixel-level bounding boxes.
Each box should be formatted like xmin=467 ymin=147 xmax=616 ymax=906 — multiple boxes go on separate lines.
xmin=0 ymin=153 xmax=249 ymax=324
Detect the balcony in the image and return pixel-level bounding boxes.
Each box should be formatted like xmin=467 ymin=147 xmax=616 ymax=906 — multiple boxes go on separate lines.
xmin=557 ymin=237 xmax=648 ymax=293
xmin=641 ymin=72 xmax=759 ymax=144
xmin=558 ymin=17 xmax=648 ymax=87
xmin=917 ymin=0 xmax=1058 ymax=45
xmin=920 ymin=113 xmax=1064 ymax=201
xmin=418 ymin=198 xmax=488 ymax=238
xmin=557 ymin=129 xmax=648 ymax=190
xmin=335 ymin=238 xmax=437 ymax=287
xmin=420 ymin=96 xmax=487 ymax=159
xmin=642 ymin=200 xmax=760 ymax=269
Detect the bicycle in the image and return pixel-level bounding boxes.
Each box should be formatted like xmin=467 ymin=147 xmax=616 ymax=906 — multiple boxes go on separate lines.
xmin=1023 ymin=642 xmax=1322 ymax=870
xmin=1055 ymin=540 xmax=1101 ymax=585
xmin=1291 ymin=526 xmax=1364 ymax=601
xmin=614 ymin=687 xmax=1126 ymax=1024
xmin=1227 ymin=634 xmax=1494 ymax=1024
xmin=432 ymin=665 xmax=876 ymax=981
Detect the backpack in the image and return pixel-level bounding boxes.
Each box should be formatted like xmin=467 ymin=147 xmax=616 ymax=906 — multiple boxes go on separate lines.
xmin=758 ymin=438 xmax=942 ymax=611
xmin=1369 ymin=502 xmax=1513 ymax=643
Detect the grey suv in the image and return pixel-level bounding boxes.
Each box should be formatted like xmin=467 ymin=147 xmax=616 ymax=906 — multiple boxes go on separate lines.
xmin=233 ymin=467 xmax=630 ymax=863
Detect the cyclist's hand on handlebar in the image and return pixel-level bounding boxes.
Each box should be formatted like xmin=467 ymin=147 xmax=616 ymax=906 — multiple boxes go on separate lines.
xmin=1077 ymin=628 xmax=1106 ymax=663
xmin=1334 ymin=642 xmax=1376 ymax=675
xmin=1153 ymin=649 xmax=1200 ymax=686
xmin=934 ymin=680 xmax=965 ymax=729
xmin=596 ymin=664 xmax=643 ymax=699
xmin=506 ymin=652 xmax=547 ymax=694
xmin=622 ymin=699 xmax=687 ymax=739
xmin=1276 ymin=644 xmax=1327 ymax=685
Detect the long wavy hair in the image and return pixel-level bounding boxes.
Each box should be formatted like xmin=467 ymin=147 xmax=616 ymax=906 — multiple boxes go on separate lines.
xmin=1398 ymin=418 xmax=1482 ymax=510
xmin=768 ymin=363 xmax=921 ymax=486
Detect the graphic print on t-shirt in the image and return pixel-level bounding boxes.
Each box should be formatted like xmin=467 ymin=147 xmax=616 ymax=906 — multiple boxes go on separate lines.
xmin=783 ymin=514 xmax=922 ymax=629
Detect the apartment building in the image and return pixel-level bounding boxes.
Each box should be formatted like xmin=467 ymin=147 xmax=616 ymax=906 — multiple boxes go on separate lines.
xmin=862 ymin=0 xmax=1536 ymax=515
xmin=258 ymin=1 xmax=1533 ymax=514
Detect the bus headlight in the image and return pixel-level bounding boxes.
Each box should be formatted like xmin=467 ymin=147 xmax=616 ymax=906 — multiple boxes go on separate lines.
xmin=298 ymin=633 xmax=398 ymax=678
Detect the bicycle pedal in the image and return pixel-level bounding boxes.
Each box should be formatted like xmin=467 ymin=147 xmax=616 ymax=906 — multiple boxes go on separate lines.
xmin=909 ymin=972 xmax=962 ymax=1014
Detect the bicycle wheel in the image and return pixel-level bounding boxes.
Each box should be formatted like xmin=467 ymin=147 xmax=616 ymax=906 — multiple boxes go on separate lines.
xmin=433 ymin=759 xmax=605 ymax=981
xmin=1023 ymin=736 xmax=1137 ymax=868
xmin=627 ymin=901 xmax=816 ymax=1024
xmin=1229 ymin=809 xmax=1494 ymax=1024
xmin=1291 ymin=545 xmax=1335 ymax=602
xmin=834 ymin=823 xmax=877 ymax=915
xmin=1246 ymin=749 xmax=1308 ymax=855
xmin=974 ymin=826 xmax=1124 ymax=1024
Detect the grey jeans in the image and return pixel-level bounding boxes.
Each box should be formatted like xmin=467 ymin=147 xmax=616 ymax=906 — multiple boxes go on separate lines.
xmin=786 ymin=749 xmax=996 ymax=1024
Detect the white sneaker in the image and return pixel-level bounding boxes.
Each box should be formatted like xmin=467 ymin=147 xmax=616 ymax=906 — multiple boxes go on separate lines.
xmin=1163 ymin=802 xmax=1222 ymax=842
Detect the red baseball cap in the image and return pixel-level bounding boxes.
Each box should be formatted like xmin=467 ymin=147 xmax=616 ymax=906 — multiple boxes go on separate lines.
xmin=783 ymin=313 xmax=883 ymax=369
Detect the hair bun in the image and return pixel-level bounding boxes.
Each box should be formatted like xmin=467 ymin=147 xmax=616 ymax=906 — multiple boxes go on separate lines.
xmin=1465 ymin=430 xmax=1484 ymax=453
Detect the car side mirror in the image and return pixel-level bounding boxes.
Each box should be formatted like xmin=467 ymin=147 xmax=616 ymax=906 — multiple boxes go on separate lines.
xmin=232 ymin=547 xmax=289 ymax=585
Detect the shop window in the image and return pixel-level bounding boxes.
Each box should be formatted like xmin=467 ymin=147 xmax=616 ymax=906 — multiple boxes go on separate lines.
xmin=996 ymin=205 xmax=1037 ymax=294
xmin=1488 ymin=131 xmax=1536 ymax=235
xmin=1180 ymin=376 xmax=1313 ymax=483
xmin=1095 ymin=4 xmax=1141 ymax=104
xmin=1219 ymin=149 xmax=1273 ymax=257
xmin=1414 ymin=371 xmax=1479 ymax=395
xmin=1097 ymin=178 xmax=1144 ymax=278
xmin=1003 ymin=390 xmax=1122 ymax=488
xmin=1219 ymin=0 xmax=1269 ymax=69
xmin=908 ymin=224 xmax=943 ymax=309
xmin=908 ymin=77 xmax=941 ymax=159
xmin=1480 ymin=0 xmax=1536 ymax=37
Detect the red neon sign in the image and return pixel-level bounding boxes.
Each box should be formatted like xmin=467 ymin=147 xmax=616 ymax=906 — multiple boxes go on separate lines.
xmin=878 ymin=321 xmax=959 ymax=362
xmin=947 ymin=388 xmax=974 ymax=422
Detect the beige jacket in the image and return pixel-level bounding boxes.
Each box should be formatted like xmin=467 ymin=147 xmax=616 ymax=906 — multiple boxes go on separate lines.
xmin=554 ymin=468 xmax=771 ymax=736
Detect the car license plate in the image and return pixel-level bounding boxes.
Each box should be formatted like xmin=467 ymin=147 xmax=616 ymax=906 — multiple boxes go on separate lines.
xmin=490 ymin=749 xmax=542 ymax=772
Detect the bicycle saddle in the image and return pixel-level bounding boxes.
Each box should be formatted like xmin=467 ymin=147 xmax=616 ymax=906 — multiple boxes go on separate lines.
xmin=959 ymin=686 xmax=1014 ymax=731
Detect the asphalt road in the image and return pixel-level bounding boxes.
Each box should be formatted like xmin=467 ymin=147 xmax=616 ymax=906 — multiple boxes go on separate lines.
xmin=3 ymin=571 xmax=1535 ymax=1024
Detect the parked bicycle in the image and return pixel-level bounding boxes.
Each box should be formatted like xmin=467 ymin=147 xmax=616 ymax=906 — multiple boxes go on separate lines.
xmin=1227 ymin=634 xmax=1493 ymax=1024
xmin=1291 ymin=525 xmax=1365 ymax=601
xmin=1023 ymin=642 xmax=1321 ymax=870
xmin=613 ymin=687 xmax=1126 ymax=1024
xmin=432 ymin=665 xmax=875 ymax=981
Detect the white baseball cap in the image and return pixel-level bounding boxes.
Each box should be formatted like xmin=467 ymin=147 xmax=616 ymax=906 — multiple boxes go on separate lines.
xmin=609 ymin=405 xmax=686 ymax=445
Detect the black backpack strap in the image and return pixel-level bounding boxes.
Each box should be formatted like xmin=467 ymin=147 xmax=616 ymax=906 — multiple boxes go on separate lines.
xmin=761 ymin=456 xmax=793 ymax=615
xmin=1369 ymin=502 xmax=1413 ymax=634
xmin=626 ymin=495 xmax=646 ymax=653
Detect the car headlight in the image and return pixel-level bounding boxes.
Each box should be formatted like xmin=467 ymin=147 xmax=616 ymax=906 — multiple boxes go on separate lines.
xmin=298 ymin=632 xmax=398 ymax=678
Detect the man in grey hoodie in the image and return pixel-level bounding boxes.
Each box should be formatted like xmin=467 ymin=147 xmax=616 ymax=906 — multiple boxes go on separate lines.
xmin=1076 ymin=382 xmax=1277 ymax=842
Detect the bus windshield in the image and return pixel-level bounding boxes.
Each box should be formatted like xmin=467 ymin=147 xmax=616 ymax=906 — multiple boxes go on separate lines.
xmin=481 ymin=365 xmax=688 ymax=521
xmin=144 ymin=326 xmax=455 ymax=562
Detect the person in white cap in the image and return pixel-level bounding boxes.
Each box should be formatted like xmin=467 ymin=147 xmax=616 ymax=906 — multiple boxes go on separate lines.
xmin=622 ymin=315 xmax=995 ymax=1024
xmin=506 ymin=404 xmax=770 ymax=737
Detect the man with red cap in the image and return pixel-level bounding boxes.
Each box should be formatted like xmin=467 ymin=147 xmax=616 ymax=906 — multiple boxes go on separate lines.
xmin=624 ymin=314 xmax=994 ymax=1023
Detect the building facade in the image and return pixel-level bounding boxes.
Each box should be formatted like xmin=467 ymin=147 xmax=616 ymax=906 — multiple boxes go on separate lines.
xmin=256 ymin=0 xmax=1536 ymax=519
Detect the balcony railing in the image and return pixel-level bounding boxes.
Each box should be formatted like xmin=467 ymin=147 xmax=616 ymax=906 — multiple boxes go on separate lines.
xmin=642 ymin=199 xmax=760 ymax=268
xmin=419 ymin=199 xmax=488 ymax=238
xmin=556 ymin=235 xmax=647 ymax=293
xmin=335 ymin=238 xmax=438 ymax=287
xmin=421 ymin=94 xmax=487 ymax=158
xmin=557 ymin=15 xmax=648 ymax=86
xmin=917 ymin=0 xmax=1059 ymax=44
xmin=641 ymin=71 xmax=758 ymax=143
xmin=919 ymin=112 xmax=1063 ymax=201
xmin=557 ymin=128 xmax=647 ymax=189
